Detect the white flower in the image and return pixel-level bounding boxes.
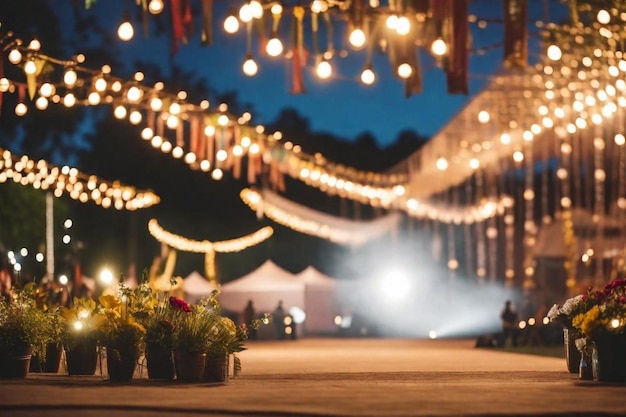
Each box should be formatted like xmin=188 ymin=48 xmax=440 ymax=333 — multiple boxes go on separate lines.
xmin=575 ymin=337 xmax=587 ymax=352
xmin=560 ymin=295 xmax=583 ymax=316
xmin=547 ymin=303 xmax=560 ymax=321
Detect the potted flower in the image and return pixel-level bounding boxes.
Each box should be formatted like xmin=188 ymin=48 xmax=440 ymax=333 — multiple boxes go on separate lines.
xmin=59 ymin=297 xmax=104 ymax=375
xmin=0 ymin=283 xmax=50 ymax=378
xmin=30 ymin=307 xmax=65 ymax=373
xmin=170 ymin=296 xmax=213 ymax=382
xmin=570 ymin=278 xmax=626 ymax=382
xmin=547 ymin=294 xmax=589 ymax=373
xmin=96 ymin=293 xmax=146 ymax=382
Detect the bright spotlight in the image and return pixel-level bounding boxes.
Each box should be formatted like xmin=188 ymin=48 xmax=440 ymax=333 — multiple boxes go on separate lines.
xmin=429 ymin=330 xmax=437 ymax=339
xmin=59 ymin=275 xmax=69 ymax=285
xmin=379 ymin=269 xmax=411 ymax=302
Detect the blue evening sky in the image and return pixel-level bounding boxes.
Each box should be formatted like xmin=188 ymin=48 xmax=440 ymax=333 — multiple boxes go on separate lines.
xmin=52 ymin=0 xmax=566 ymax=147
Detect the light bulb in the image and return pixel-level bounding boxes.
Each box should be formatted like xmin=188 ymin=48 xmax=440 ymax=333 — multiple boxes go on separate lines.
xmin=169 ymin=102 xmax=181 ymax=115
xmin=431 ymin=38 xmax=447 ymax=56
xmin=39 ymin=83 xmax=55 ymax=97
xmin=243 ymin=56 xmax=258 ymax=76
xmin=141 ymin=127 xmax=154 ymax=140
xmin=396 ymin=16 xmax=410 ymax=35
xmin=266 ymin=37 xmax=284 ymax=56
xmin=24 ymin=59 xmax=37 ymax=75
xmin=184 ymin=152 xmax=197 ymax=164
xmin=311 ymin=0 xmax=327 ymax=13
xmin=386 ymin=15 xmax=398 ymax=30
xmin=148 ymin=0 xmax=164 ymax=14
xmin=249 ymin=0 xmax=263 ymax=19
xmin=271 ymin=3 xmax=283 ymax=14
xmin=212 ymin=168 xmax=224 ymax=180
xmin=150 ymin=97 xmax=163 ymax=111
xmin=349 ymin=28 xmax=366 ymax=48
xmin=64 ymin=68 xmax=78 ymax=86
xmin=63 ymin=93 xmax=76 ymax=107
xmin=360 ymin=67 xmax=375 ymax=85
xmin=172 ymin=146 xmax=184 ymax=158
xmin=114 ymin=105 xmax=127 ymax=119
xmin=35 ymin=96 xmax=48 ymax=110
xmin=597 ymin=9 xmax=611 ymax=24
xmin=547 ymin=44 xmax=562 ymax=61
xmin=239 ymin=4 xmax=253 ymax=22
xmin=118 ymin=18 xmax=134 ymax=41
xmin=88 ymin=92 xmax=101 ymax=105
xmin=8 ymin=49 xmax=22 ymax=64
xmin=126 ymin=86 xmax=142 ymax=102
xmin=224 ymin=15 xmax=240 ymax=33
xmin=15 ymin=103 xmax=28 ymax=116
xmin=94 ymin=77 xmax=107 ymax=92
xmin=166 ymin=115 xmax=179 ymax=129
xmin=28 ymin=38 xmax=41 ymax=51
xmin=397 ymin=63 xmax=412 ymax=79
xmin=0 ymin=78 xmax=9 ymax=92
xmin=316 ymin=60 xmax=332 ymax=79
xmin=129 ymin=110 xmax=142 ymax=125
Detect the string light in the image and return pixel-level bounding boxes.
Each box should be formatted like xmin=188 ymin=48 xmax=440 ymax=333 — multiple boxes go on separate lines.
xmin=0 ymin=148 xmax=160 ymax=210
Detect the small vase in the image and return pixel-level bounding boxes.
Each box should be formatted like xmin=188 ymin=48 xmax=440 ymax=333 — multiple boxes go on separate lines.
xmin=66 ymin=340 xmax=98 ymax=376
xmin=145 ymin=343 xmax=175 ymax=380
xmin=203 ymin=352 xmax=229 ymax=383
xmin=0 ymin=344 xmax=33 ymax=379
xmin=174 ymin=351 xmax=206 ymax=382
xmin=578 ymin=353 xmax=593 ymax=380
xmin=591 ymin=333 xmax=626 ymax=383
xmin=106 ymin=345 xmax=139 ymax=382
xmin=563 ymin=328 xmax=581 ymax=374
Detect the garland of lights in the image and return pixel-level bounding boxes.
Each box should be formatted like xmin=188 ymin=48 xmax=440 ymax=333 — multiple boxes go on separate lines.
xmin=239 ymin=187 xmax=401 ymax=246
xmin=147 ymin=218 xmax=273 ymax=284
xmin=0 ymin=32 xmax=413 ymax=208
xmin=0 ymin=148 xmax=160 ymax=210
xmin=404 ymin=194 xmax=513 ymax=225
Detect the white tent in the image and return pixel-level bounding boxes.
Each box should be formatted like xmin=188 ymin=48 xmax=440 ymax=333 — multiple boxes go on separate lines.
xmin=296 ymin=266 xmax=338 ymax=335
xmin=183 ymin=271 xmax=217 ymax=296
xmin=218 ymin=260 xmax=304 ymax=314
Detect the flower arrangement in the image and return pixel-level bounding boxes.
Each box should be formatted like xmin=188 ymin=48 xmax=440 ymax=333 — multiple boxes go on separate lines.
xmin=59 ymin=297 xmax=103 ymax=349
xmin=570 ymin=278 xmax=626 ymax=338
xmin=0 ymin=283 xmax=50 ymax=358
xmin=96 ymin=294 xmax=145 ymax=350
xmin=170 ymin=296 xmax=213 ymax=353
xmin=547 ymin=294 xmax=586 ymax=328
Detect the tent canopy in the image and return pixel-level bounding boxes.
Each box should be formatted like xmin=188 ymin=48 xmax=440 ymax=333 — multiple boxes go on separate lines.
xmin=296 ymin=266 xmax=336 ymax=288
xmin=183 ymin=271 xmax=217 ymax=295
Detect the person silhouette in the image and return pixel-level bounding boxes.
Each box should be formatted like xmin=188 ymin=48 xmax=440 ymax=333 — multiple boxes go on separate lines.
xmin=499 ymin=300 xmax=519 ymax=347
xmin=272 ymin=300 xmax=286 ymax=340
xmin=242 ymin=299 xmax=257 ymax=340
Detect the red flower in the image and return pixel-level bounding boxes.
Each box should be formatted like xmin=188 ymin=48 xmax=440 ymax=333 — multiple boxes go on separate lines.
xmin=169 ymin=296 xmax=191 ymax=312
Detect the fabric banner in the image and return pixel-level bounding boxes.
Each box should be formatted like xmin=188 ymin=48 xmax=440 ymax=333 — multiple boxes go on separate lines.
xmin=291 ymin=6 xmax=306 ymax=94
xmin=190 ymin=116 xmax=200 ymax=156
xmin=447 ymin=0 xmax=468 ymax=94
xmin=503 ymin=0 xmax=528 ymax=68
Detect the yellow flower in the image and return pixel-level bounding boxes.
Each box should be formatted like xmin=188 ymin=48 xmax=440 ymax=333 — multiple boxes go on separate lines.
xmin=99 ymin=294 xmax=122 ymax=311
xmin=221 ymin=317 xmax=236 ymax=336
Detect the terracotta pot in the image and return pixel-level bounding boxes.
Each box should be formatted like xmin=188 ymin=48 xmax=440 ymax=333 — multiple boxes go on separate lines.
xmin=0 ymin=344 xmax=33 ymax=379
xmin=174 ymin=351 xmax=206 ymax=382
xmin=203 ymin=352 xmax=229 ymax=383
xmin=66 ymin=341 xmax=98 ymax=376
xmin=145 ymin=344 xmax=175 ymax=380
xmin=106 ymin=345 xmax=139 ymax=382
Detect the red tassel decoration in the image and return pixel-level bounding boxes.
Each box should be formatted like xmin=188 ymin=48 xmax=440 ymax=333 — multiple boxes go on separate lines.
xmin=170 ymin=0 xmax=185 ymax=54
xmin=291 ymin=6 xmax=306 ymax=94
xmin=190 ymin=117 xmax=200 ymax=156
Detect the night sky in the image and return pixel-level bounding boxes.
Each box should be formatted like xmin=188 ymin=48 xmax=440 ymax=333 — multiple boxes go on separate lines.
xmin=50 ymin=1 xmax=568 ymax=147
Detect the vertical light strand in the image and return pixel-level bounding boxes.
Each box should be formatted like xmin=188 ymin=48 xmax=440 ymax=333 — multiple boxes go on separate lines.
xmin=522 ymin=129 xmax=536 ymax=291
xmin=486 ymin=169 xmax=499 ymax=283
xmin=464 ymin=176 xmax=475 ymax=279
xmin=500 ymin=144 xmax=515 ymax=288
xmin=617 ymin=131 xmax=626 ymax=250
xmin=593 ymin=134 xmax=606 ymax=287
xmin=559 ymin=134 xmax=577 ymax=295
xmin=447 ymin=187 xmax=458 ymax=299
xmin=475 ymin=168 xmax=486 ymax=283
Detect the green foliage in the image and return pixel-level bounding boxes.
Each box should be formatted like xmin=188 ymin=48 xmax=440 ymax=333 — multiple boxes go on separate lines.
xmin=0 ymin=283 xmax=52 ymax=359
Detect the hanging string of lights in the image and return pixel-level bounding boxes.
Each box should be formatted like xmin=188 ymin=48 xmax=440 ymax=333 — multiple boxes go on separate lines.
xmin=0 ymin=148 xmax=160 ymax=210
